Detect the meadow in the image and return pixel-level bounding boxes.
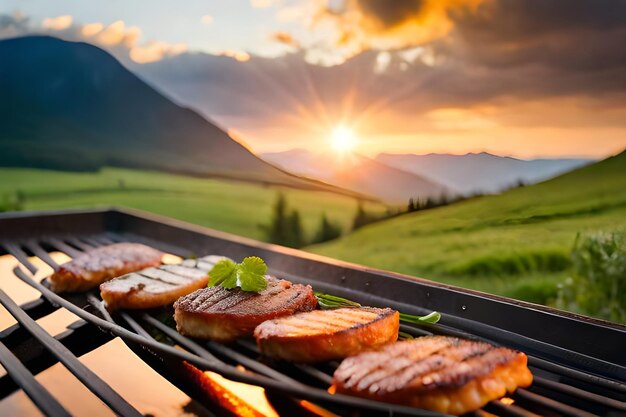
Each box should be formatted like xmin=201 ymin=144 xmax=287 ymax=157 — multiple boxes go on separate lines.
xmin=310 ymin=151 xmax=626 ymax=305
xmin=0 ymin=167 xmax=386 ymax=241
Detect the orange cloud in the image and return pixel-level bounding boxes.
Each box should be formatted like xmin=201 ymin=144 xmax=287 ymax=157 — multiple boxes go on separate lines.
xmin=278 ymin=0 xmax=485 ymax=64
xmin=41 ymin=17 xmax=189 ymax=64
xmin=130 ymin=41 xmax=188 ymax=63
xmin=81 ymin=22 xmax=103 ymax=37
xmin=41 ymin=15 xmax=73 ymax=31
xmin=96 ymin=20 xmax=141 ymax=46
xmin=219 ymin=49 xmax=251 ymax=62
xmin=270 ymin=31 xmax=300 ymax=49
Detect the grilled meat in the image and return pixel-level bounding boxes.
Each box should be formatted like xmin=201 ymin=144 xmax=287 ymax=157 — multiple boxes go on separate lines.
xmin=49 ymin=243 xmax=163 ymax=293
xmin=332 ymin=336 xmax=533 ymax=416
xmin=100 ymin=256 xmax=227 ymax=311
xmin=255 ymin=307 xmax=399 ymax=363
xmin=174 ymin=277 xmax=318 ymax=342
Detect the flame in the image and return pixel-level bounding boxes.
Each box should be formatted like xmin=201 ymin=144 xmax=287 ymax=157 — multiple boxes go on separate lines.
xmin=183 ymin=362 xmax=278 ymax=417
xmin=299 ymin=400 xmax=341 ymax=417
xmin=500 ymin=397 xmax=515 ymax=405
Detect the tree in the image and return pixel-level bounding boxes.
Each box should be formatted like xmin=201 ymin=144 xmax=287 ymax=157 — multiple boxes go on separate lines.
xmin=352 ymin=203 xmax=369 ymax=230
xmin=312 ymin=213 xmax=342 ymax=244
xmin=286 ymin=210 xmax=305 ymax=248
xmin=407 ymin=197 xmax=416 ymax=212
xmin=261 ymin=193 xmax=305 ymax=248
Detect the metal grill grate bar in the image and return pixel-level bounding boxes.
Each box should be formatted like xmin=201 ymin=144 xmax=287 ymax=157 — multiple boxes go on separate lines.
xmin=2 ymin=242 xmax=38 ymax=274
xmin=528 ymin=355 xmax=626 ymax=394
xmin=0 ymin=342 xmax=73 ymax=417
xmin=44 ymin=238 xmax=83 ymax=258
xmin=532 ymin=375 xmax=626 ymax=410
xmin=484 ymin=400 xmax=542 ymax=417
xmin=0 ymin=289 xmax=144 ymax=417
xmin=64 ymin=237 xmax=94 ymax=252
xmin=25 ymin=240 xmax=60 ymax=271
xmin=515 ymin=388 xmax=597 ymax=417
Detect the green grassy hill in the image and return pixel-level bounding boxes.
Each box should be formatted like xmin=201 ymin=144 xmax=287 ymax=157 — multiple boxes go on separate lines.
xmin=309 ymin=151 xmax=626 ymax=303
xmin=0 ymin=167 xmax=386 ymax=241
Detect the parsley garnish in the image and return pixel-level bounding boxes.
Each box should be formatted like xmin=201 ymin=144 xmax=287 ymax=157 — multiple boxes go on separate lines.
xmin=208 ymin=256 xmax=268 ymax=292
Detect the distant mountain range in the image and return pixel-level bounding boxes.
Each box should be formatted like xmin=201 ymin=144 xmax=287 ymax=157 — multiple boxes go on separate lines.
xmin=0 ymin=36 xmax=357 ymax=195
xmin=376 ymin=152 xmax=593 ymax=194
xmin=262 ymin=149 xmax=449 ymax=203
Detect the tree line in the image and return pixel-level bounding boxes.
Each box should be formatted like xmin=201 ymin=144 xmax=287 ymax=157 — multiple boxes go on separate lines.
xmin=260 ymin=193 xmax=343 ymax=248
xmin=262 ymin=187 xmax=505 ymax=248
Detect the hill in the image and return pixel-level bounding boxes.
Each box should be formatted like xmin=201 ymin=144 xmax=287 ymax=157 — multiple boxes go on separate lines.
xmin=309 ymin=150 xmax=626 ymax=301
xmin=262 ymin=149 xmax=449 ymax=203
xmin=0 ymin=36 xmax=353 ymax=194
xmin=0 ymin=167 xmax=387 ymax=241
xmin=376 ymin=152 xmax=592 ymax=194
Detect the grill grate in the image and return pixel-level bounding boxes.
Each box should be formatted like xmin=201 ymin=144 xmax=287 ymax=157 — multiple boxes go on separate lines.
xmin=1 ymin=208 xmax=625 ymax=417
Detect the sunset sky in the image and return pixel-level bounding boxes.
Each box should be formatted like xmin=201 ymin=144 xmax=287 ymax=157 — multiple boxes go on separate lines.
xmin=2 ymin=0 xmax=626 ymax=158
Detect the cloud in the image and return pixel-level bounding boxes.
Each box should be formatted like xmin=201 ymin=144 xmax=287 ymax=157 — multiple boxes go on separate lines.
xmin=445 ymin=0 xmax=626 ymax=73
xmin=41 ymin=15 xmax=73 ymax=31
xmin=130 ymin=41 xmax=188 ymax=63
xmin=250 ymin=0 xmax=278 ymax=8
xmin=81 ymin=22 xmax=103 ymax=37
xmin=201 ymin=15 xmax=213 ymax=25
xmin=270 ymin=31 xmax=300 ymax=49
xmin=95 ymin=20 xmax=141 ymax=46
xmin=219 ymin=49 xmax=251 ymax=62
xmin=0 ymin=13 xmax=187 ymax=64
xmin=0 ymin=12 xmax=29 ymax=37
xmin=276 ymin=0 xmax=484 ymax=64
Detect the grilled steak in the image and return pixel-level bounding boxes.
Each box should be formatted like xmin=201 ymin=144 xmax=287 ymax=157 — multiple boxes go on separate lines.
xmin=100 ymin=256 xmax=227 ymax=311
xmin=49 ymin=243 xmax=163 ymax=293
xmin=255 ymin=307 xmax=399 ymax=363
xmin=333 ymin=336 xmax=533 ymax=416
xmin=174 ymin=277 xmax=318 ymax=342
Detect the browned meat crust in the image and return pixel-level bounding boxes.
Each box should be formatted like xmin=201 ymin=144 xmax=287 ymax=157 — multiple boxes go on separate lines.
xmin=49 ymin=243 xmax=163 ymax=293
xmin=100 ymin=256 xmax=226 ymax=311
xmin=254 ymin=307 xmax=399 ymax=363
xmin=332 ymin=336 xmax=533 ymax=416
xmin=173 ymin=277 xmax=318 ymax=342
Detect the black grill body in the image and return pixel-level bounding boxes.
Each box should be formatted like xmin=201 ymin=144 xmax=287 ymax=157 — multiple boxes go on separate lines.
xmin=0 ymin=208 xmax=624 ymax=417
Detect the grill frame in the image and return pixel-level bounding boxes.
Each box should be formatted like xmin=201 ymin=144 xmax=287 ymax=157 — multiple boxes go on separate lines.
xmin=1 ymin=207 xmax=625 ymax=417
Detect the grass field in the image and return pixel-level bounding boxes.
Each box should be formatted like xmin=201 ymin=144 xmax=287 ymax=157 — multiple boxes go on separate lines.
xmin=309 ymin=151 xmax=626 ymax=304
xmin=0 ymin=167 xmax=387 ymax=241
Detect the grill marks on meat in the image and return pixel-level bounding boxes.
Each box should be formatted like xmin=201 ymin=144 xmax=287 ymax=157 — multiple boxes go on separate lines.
xmin=255 ymin=307 xmax=399 ymax=363
xmin=100 ymin=256 xmax=227 ymax=311
xmin=49 ymin=243 xmax=164 ymax=293
xmin=174 ymin=277 xmax=318 ymax=342
xmin=333 ymin=336 xmax=533 ymax=415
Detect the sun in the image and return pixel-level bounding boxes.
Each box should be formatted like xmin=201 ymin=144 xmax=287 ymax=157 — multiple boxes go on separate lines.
xmin=330 ymin=125 xmax=358 ymax=154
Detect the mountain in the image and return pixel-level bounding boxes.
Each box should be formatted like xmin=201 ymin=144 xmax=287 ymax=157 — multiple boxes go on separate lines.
xmin=262 ymin=149 xmax=449 ymax=203
xmin=0 ymin=36 xmax=352 ymax=193
xmin=376 ymin=152 xmax=592 ymax=195
xmin=309 ymin=150 xmax=626 ymax=298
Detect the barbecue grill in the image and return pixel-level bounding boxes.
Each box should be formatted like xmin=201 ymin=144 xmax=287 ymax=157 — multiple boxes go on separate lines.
xmin=1 ymin=207 xmax=625 ymax=417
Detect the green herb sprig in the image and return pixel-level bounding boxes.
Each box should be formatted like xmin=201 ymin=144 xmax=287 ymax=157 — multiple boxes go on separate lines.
xmin=315 ymin=292 xmax=441 ymax=324
xmin=209 ymin=257 xmax=268 ymax=292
